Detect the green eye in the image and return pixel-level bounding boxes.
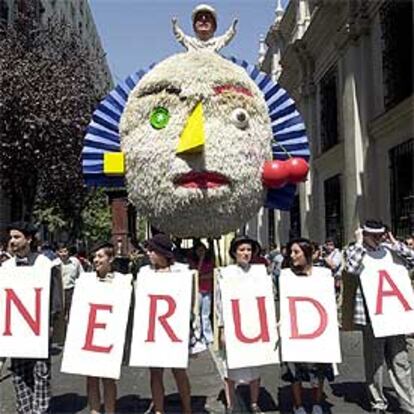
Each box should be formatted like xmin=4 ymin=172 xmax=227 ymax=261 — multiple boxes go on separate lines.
xmin=150 ymin=107 xmax=170 ymax=129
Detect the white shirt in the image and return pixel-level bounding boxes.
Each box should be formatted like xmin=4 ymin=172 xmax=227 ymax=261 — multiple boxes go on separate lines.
xmin=53 ymin=256 xmax=82 ymax=290
xmin=172 ymin=21 xmax=236 ymax=52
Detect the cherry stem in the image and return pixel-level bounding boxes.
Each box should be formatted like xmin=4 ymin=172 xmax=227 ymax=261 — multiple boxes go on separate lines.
xmin=272 ymin=139 xmax=292 ymax=159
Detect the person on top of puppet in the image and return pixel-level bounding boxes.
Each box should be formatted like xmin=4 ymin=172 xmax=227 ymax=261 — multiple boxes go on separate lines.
xmin=172 ymin=3 xmax=238 ymax=52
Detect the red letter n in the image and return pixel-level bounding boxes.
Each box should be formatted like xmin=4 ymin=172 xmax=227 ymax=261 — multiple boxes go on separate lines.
xmin=145 ymin=294 xmax=182 ymax=343
xmin=376 ymin=270 xmax=412 ymax=315
xmin=82 ymin=304 xmax=114 ymax=353
xmin=231 ymin=297 xmax=270 ymax=343
xmin=289 ymin=296 xmax=328 ymax=339
xmin=3 ymin=288 xmax=42 ymax=336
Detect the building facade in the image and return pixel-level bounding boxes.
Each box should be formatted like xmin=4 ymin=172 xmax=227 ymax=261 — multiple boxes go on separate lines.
xmin=257 ymin=0 xmax=413 ymax=247
xmin=0 ymin=0 xmax=112 ymax=233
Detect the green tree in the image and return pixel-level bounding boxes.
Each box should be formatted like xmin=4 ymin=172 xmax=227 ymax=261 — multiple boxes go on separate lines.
xmin=0 ymin=8 xmax=110 ymax=234
xmin=81 ymin=188 xmax=112 ymax=245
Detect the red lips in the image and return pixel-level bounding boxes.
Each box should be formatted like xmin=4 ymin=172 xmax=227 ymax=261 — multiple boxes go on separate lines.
xmin=174 ymin=171 xmax=229 ymax=189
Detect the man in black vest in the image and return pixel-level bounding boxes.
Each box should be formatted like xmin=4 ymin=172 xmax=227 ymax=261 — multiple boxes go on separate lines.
xmin=2 ymin=222 xmax=63 ymax=414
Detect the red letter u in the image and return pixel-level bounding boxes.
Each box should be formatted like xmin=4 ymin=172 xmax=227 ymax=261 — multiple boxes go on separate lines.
xmin=231 ymin=297 xmax=270 ymax=343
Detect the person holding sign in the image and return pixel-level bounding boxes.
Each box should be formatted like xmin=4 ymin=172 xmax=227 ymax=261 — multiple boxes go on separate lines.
xmin=216 ymin=235 xmax=264 ymax=414
xmin=188 ymin=240 xmax=215 ymax=346
xmin=343 ymin=220 xmax=414 ymax=414
xmin=84 ymin=242 xmax=122 ymax=414
xmin=2 ymin=221 xmax=63 ymax=414
xmin=280 ymin=239 xmax=334 ymax=414
xmin=143 ymin=234 xmax=193 ymax=414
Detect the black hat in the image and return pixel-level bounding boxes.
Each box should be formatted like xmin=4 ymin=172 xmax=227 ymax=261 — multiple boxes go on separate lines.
xmin=145 ymin=233 xmax=174 ymax=259
xmin=7 ymin=221 xmax=37 ymax=238
xmin=363 ymin=219 xmax=386 ymax=234
xmin=90 ymin=241 xmax=115 ymax=254
xmin=229 ymin=235 xmax=256 ymax=259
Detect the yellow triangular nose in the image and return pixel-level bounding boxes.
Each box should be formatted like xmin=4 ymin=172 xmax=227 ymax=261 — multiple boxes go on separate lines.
xmin=176 ymin=102 xmax=205 ymax=154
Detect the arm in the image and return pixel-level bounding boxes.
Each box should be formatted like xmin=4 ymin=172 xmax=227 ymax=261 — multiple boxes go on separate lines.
xmin=214 ymin=269 xmax=224 ymax=328
xmin=327 ymin=250 xmax=343 ymax=278
xmin=50 ymin=265 xmax=64 ymax=319
xmin=214 ymin=269 xmax=226 ymax=348
xmin=344 ymin=244 xmax=366 ymax=276
xmin=344 ymin=228 xmax=366 ymax=276
xmin=213 ymin=18 xmax=238 ymax=51
xmin=73 ymin=257 xmax=83 ymax=280
xmin=191 ymin=270 xmax=200 ymax=327
xmin=171 ymin=17 xmax=190 ymax=50
xmin=388 ymin=239 xmax=414 ymax=269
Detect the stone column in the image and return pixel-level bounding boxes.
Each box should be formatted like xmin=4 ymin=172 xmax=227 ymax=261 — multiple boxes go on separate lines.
xmin=339 ymin=44 xmax=366 ymax=242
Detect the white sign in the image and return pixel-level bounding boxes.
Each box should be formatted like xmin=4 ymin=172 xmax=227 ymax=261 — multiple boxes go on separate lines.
xmin=61 ymin=273 xmax=132 ymax=379
xmin=0 ymin=262 xmax=51 ymax=358
xmin=360 ymin=249 xmax=414 ymax=337
xmin=279 ymin=268 xmax=341 ymax=363
xmin=129 ymin=268 xmax=193 ymax=368
xmin=220 ymin=264 xmax=279 ymax=369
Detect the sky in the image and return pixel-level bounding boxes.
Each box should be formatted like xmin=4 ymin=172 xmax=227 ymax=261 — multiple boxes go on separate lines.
xmin=89 ymin=0 xmax=289 ymax=84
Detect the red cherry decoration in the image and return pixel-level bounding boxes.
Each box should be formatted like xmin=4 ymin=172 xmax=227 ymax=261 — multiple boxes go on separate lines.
xmin=262 ymin=160 xmax=290 ymax=188
xmin=285 ymin=157 xmax=309 ymax=183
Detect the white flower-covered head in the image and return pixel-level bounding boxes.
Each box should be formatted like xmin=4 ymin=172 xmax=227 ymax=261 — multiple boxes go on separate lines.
xmin=120 ymin=51 xmax=273 ymax=238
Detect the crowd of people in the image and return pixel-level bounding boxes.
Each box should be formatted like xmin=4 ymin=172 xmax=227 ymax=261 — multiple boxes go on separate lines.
xmin=1 ymin=220 xmax=414 ymax=414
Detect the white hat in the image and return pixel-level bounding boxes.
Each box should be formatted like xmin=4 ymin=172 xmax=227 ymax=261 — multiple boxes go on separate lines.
xmin=192 ymin=4 xmax=217 ymax=26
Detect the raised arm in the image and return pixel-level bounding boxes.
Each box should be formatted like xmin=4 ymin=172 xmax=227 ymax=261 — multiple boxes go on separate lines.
xmin=213 ymin=18 xmax=238 ymax=51
xmin=171 ymin=17 xmax=189 ymax=50
xmin=387 ymin=232 xmax=414 ymax=269
xmin=344 ymin=229 xmax=366 ymax=276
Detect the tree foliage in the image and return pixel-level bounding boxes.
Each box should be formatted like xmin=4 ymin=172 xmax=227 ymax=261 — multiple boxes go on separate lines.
xmin=81 ymin=188 xmax=112 ymax=245
xmin=0 ymin=10 xmax=110 ymax=226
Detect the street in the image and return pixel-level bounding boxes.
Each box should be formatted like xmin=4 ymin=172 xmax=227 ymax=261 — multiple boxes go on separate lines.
xmin=2 ymin=332 xmax=413 ymax=413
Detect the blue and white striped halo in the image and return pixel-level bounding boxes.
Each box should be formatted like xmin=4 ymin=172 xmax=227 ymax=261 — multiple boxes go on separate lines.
xmin=82 ymin=57 xmax=310 ymax=210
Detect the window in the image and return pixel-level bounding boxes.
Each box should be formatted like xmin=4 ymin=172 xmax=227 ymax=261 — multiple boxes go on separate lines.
xmin=289 ymin=195 xmax=301 ymax=240
xmin=324 ymin=174 xmax=342 ymax=246
xmin=390 ymin=139 xmax=414 ymax=237
xmin=319 ymin=68 xmax=338 ymax=152
xmin=380 ymin=0 xmax=413 ymax=110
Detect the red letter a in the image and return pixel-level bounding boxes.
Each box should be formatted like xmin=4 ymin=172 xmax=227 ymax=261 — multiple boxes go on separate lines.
xmin=289 ymin=296 xmax=328 ymax=339
xmin=375 ymin=270 xmax=412 ymax=315
xmin=3 ymin=288 xmax=42 ymax=336
xmin=231 ymin=297 xmax=270 ymax=343
xmin=145 ymin=294 xmax=182 ymax=343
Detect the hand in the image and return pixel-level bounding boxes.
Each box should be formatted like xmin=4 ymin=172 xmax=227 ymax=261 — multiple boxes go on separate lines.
xmin=355 ymin=228 xmax=363 ymax=245
xmin=219 ymin=328 xmax=226 ymax=349
xmin=387 ymin=231 xmax=398 ymax=245
xmin=172 ymin=17 xmax=177 ymax=25
xmin=324 ymin=257 xmax=334 ymax=269
xmin=232 ymin=18 xmax=238 ymax=29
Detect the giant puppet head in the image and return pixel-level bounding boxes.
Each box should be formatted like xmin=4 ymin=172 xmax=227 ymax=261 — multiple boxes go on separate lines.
xmin=120 ymin=52 xmax=272 ymax=237
xmin=82 ymin=52 xmax=309 ymax=238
